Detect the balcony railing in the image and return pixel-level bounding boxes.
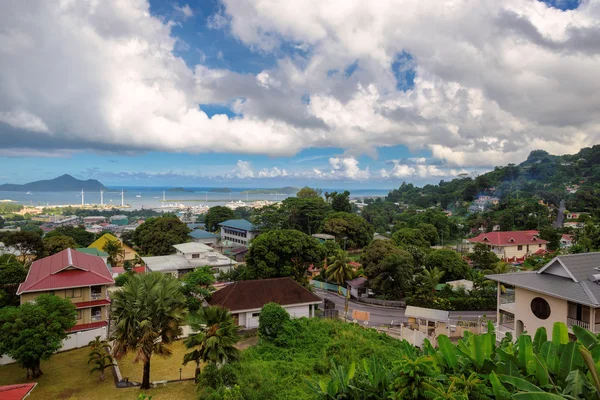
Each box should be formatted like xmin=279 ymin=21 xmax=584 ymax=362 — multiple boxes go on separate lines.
xmin=567 ymin=317 xmax=590 ymax=330
xmin=91 ymin=314 xmax=102 ymax=321
xmin=90 ymin=292 xmax=102 ymax=300
xmin=500 ymin=294 xmax=515 ymax=305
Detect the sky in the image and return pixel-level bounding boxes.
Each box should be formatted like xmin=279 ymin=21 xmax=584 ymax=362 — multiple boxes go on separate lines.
xmin=0 ymin=0 xmax=596 ymax=188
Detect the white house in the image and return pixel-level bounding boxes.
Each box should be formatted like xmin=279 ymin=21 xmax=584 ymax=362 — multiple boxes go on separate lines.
xmin=208 ymin=277 xmax=322 ymax=329
xmin=142 ymin=242 xmax=236 ymax=277
xmin=219 ymin=219 xmax=258 ymax=247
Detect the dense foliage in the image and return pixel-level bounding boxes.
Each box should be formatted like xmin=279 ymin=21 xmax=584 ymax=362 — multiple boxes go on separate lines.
xmin=252 ymin=196 xmax=332 ymax=235
xmin=205 ymin=206 xmax=235 ymax=232
xmin=132 ymin=215 xmax=190 ymax=255
xmin=320 ymin=212 xmax=374 ymax=249
xmin=0 ymin=255 xmax=27 ymax=307
xmin=258 ymin=303 xmax=291 ymax=342
xmin=0 ymin=294 xmax=76 ymax=378
xmin=43 ymin=235 xmax=77 ymax=256
xmin=45 ymin=225 xmax=95 ymax=247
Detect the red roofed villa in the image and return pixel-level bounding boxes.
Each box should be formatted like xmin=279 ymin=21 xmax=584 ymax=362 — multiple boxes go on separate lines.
xmin=17 ymin=248 xmax=114 ymax=333
xmin=0 ymin=383 xmax=37 ymax=400
xmin=468 ymin=230 xmax=548 ymax=262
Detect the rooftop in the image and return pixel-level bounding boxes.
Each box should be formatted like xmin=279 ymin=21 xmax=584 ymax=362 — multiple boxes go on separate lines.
xmin=468 ymin=230 xmax=548 ymax=246
xmin=75 ymin=248 xmax=108 ymax=257
xmin=173 ymin=242 xmax=214 ymax=254
xmin=405 ymin=305 xmax=449 ymax=322
xmin=208 ymin=277 xmax=321 ymax=312
xmin=189 ymin=230 xmax=218 ymax=240
xmin=0 ymin=383 xmax=37 ymax=400
xmin=218 ymin=219 xmax=256 ymax=231
xmin=17 ymin=248 xmax=114 ymax=295
xmin=143 ymin=253 xmax=235 ymax=272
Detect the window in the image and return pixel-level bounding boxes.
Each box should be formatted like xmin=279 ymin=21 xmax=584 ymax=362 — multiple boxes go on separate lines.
xmin=76 ymin=310 xmax=82 ymax=320
xmin=517 ymin=245 xmax=523 ymax=251
xmin=252 ymin=312 xmax=260 ymax=318
xmin=531 ymin=297 xmax=551 ymax=320
xmin=192 ymin=254 xmax=200 ymax=259
xmin=66 ymin=288 xmax=81 ymax=298
xmin=539 ymin=244 xmax=542 ymax=248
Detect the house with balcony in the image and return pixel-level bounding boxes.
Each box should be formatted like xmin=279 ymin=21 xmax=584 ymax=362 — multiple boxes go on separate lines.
xmin=487 ymin=252 xmax=600 ymax=341
xmin=143 ymin=242 xmax=236 ymax=277
xmin=468 ymin=230 xmax=548 ymax=262
xmin=218 ymin=219 xmax=258 ymax=247
xmin=16 ymin=248 xmax=114 ymax=333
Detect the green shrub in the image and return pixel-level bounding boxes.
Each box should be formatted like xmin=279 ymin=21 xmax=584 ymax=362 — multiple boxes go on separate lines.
xmin=258 ymin=302 xmax=290 ymax=341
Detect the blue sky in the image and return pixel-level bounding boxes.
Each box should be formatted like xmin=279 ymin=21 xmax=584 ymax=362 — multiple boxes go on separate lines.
xmin=0 ymin=0 xmax=593 ymax=188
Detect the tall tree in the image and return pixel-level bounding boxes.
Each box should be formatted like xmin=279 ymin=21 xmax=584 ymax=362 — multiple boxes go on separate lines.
xmin=0 ymin=294 xmax=76 ymax=378
xmin=0 ymin=254 xmax=27 ymax=307
xmin=470 ymin=243 xmax=499 ymax=270
xmin=296 ymin=187 xmax=323 ymax=198
xmin=3 ymin=231 xmax=44 ymax=260
xmin=245 ymin=229 xmax=325 ymax=284
xmin=132 ymin=216 xmax=190 ymax=255
xmin=424 ymin=249 xmax=470 ymax=283
xmin=326 ymin=250 xmax=353 ymax=285
xmin=44 ymin=225 xmax=95 ymax=247
xmin=43 ymin=235 xmax=77 ymax=256
xmin=205 ymin=206 xmax=235 ymax=233
xmin=366 ymin=251 xmax=414 ymax=300
xmin=325 ymin=191 xmax=352 ymax=213
xmin=539 ymin=226 xmax=561 ymax=251
xmin=361 ymin=240 xmax=404 ymax=271
xmin=320 ymin=212 xmax=374 ymax=249
xmin=180 ymin=266 xmax=216 ymax=312
xmin=183 ymin=306 xmax=240 ymax=378
xmin=391 ymin=228 xmax=429 ymax=249
xmin=112 ymin=273 xmax=187 ymax=389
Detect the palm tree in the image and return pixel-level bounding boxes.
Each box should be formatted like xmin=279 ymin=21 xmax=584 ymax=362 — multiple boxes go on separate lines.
xmin=133 ymin=254 xmax=146 ymax=267
xmin=420 ymin=267 xmax=445 ymax=291
xmin=483 ymin=262 xmax=514 ymax=293
xmin=88 ymin=335 xmax=111 ymax=352
xmin=88 ymin=351 xmax=116 ymax=381
xmin=111 ymin=272 xmax=187 ymax=389
xmin=103 ymin=239 xmax=124 ymax=267
xmin=326 ymin=250 xmax=353 ymax=285
xmin=183 ymin=306 xmax=240 ymax=379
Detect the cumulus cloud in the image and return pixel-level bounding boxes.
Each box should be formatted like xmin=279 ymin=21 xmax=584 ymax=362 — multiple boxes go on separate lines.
xmin=2 ymin=0 xmax=600 ymax=170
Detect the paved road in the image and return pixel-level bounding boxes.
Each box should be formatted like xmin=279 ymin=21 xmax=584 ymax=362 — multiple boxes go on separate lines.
xmin=315 ymin=289 xmax=495 ymax=326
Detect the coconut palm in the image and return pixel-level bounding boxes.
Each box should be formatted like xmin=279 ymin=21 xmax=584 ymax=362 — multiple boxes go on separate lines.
xmin=111 ymin=272 xmax=187 ymax=389
xmin=326 ymin=250 xmax=353 ymax=285
xmin=88 ymin=335 xmax=111 ymax=352
xmin=420 ymin=267 xmax=445 ymax=291
xmin=133 ymin=253 xmax=146 ymax=267
xmin=88 ymin=351 xmax=116 ymax=381
xmin=103 ymin=239 xmax=124 ymax=267
xmin=183 ymin=306 xmax=240 ymax=379
xmin=483 ymin=262 xmax=514 ymax=293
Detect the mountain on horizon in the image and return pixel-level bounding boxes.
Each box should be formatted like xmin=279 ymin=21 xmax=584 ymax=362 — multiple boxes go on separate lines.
xmin=0 ymin=174 xmax=108 ymax=192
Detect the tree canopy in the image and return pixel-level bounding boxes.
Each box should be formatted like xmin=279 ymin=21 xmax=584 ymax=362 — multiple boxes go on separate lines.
xmin=45 ymin=225 xmax=95 ymax=247
xmin=180 ymin=266 xmax=216 ymax=312
xmin=296 ymin=187 xmax=323 ymax=199
xmin=391 ymin=228 xmax=429 ymax=249
xmin=325 ymin=191 xmax=352 ymax=213
xmin=360 ymin=239 xmax=404 ymax=271
xmin=0 ymin=294 xmax=76 ymax=378
xmin=320 ymin=212 xmax=374 ymax=249
xmin=424 ymin=249 xmax=470 ymax=283
xmin=0 ymin=255 xmax=27 ymax=307
xmin=205 ymin=206 xmax=235 ymax=232
xmin=132 ymin=215 xmax=190 ymax=255
xmin=245 ymin=229 xmax=325 ymax=284
xmin=366 ymin=251 xmax=414 ymax=300
xmin=2 ymin=231 xmax=44 ymax=259
xmin=43 ymin=235 xmax=77 ymax=256
xmin=252 ymin=196 xmax=331 ymax=235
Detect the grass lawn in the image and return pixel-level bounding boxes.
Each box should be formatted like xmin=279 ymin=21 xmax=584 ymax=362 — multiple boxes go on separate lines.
xmin=117 ymin=340 xmax=197 ymax=382
xmin=0 ymin=346 xmax=196 ymax=400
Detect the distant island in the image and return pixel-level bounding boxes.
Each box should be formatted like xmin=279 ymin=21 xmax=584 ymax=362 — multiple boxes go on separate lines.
xmin=167 ymin=187 xmax=194 ymax=192
xmin=0 ymin=174 xmax=107 ymax=192
xmin=209 ymin=188 xmax=232 ymax=193
xmin=241 ymin=187 xmax=299 ymax=195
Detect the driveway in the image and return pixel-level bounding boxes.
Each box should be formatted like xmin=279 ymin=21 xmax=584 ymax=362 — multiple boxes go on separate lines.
xmin=314 ymin=289 xmax=495 ymax=326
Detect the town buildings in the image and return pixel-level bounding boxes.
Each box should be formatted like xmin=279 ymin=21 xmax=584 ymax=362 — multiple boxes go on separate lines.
xmin=487 ymin=252 xmax=600 ymax=341
xmin=88 ymin=233 xmax=137 ymax=263
xmin=16 ymin=248 xmax=114 ymax=333
xmin=208 ymin=277 xmax=322 ymax=328
xmin=219 ymin=219 xmax=258 ymax=247
xmin=468 ymin=230 xmax=548 ymax=262
xmin=189 ymin=229 xmax=219 ymax=246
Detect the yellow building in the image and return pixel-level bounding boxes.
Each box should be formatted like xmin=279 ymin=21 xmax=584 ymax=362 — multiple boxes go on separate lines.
xmin=17 ymin=248 xmax=114 ymax=332
xmin=88 ymin=233 xmax=137 ymax=262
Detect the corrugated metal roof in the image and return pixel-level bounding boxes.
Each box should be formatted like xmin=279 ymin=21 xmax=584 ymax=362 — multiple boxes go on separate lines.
xmin=172 ymin=242 xmax=213 ymax=253
xmin=218 ymin=219 xmax=256 ymax=231
xmin=549 ymin=252 xmax=600 ymax=282
xmin=189 ymin=230 xmax=218 ymax=239
xmin=468 ymin=230 xmax=548 ymax=246
xmin=67 ymin=321 xmax=108 ymax=333
xmin=17 ymin=249 xmax=114 ymax=294
xmin=405 ymin=306 xmax=449 ymax=321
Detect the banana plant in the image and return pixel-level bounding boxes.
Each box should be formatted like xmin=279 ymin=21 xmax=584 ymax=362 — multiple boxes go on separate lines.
xmin=308 ymin=362 xmax=356 ymax=399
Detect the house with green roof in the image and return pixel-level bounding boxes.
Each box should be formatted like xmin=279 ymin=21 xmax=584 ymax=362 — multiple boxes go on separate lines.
xmin=218 ymin=219 xmax=258 ymax=247
xmin=76 ymin=247 xmax=109 ymax=265
xmin=189 ymin=229 xmax=219 ymax=246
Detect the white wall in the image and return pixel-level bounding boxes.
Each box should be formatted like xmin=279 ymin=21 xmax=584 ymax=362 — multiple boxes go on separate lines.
xmin=239 ymin=304 xmax=312 ymax=329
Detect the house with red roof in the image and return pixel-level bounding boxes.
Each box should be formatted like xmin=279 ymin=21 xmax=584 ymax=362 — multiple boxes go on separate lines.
xmin=17 ymin=248 xmax=114 ymax=333
xmin=468 ymin=230 xmax=548 ymax=262
xmin=0 ymin=383 xmax=37 ymax=400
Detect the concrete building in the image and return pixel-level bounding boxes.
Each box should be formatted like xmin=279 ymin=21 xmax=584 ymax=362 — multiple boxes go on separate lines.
xmin=17 ymin=248 xmax=114 ymax=333
xmin=143 ymin=242 xmax=236 ymax=277
xmin=189 ymin=229 xmax=219 ymax=246
xmin=219 ymin=219 xmax=258 ymax=247
xmin=208 ymin=277 xmax=322 ymax=329
xmin=468 ymin=230 xmax=548 ymax=262
xmin=487 ymin=252 xmax=600 ymax=341
xmin=109 ymin=215 xmax=128 ymax=226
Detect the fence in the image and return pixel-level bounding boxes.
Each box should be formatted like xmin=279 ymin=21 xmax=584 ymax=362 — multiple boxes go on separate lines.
xmin=0 ymin=326 xmax=107 ymax=366
xmin=310 ymin=280 xmax=347 ymax=297
xmin=357 ymin=297 xmax=406 ymax=308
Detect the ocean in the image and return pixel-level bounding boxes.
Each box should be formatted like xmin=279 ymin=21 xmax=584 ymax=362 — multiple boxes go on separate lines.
xmin=0 ymin=187 xmax=390 ymax=210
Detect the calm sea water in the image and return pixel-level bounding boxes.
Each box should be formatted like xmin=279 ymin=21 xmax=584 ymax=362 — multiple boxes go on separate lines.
xmin=0 ymin=187 xmax=390 ymax=210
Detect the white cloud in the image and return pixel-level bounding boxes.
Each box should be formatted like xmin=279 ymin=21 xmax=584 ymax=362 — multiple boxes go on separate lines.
xmin=231 ymin=160 xmax=255 ymax=178
xmin=2 ymin=0 xmax=600 ymax=170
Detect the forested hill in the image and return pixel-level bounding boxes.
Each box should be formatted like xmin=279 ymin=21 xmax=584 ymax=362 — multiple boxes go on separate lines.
xmin=385 ymin=145 xmax=600 ymax=212
xmin=0 ymin=174 xmax=107 ymax=192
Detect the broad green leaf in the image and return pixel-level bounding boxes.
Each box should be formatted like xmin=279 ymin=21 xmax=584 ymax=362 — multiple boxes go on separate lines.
xmin=499 ymin=374 xmax=544 ymax=392
xmin=518 ymin=334 xmax=537 ymax=376
xmin=513 ymin=393 xmax=571 ymax=399
xmin=540 ymin=341 xmax=560 ymax=375
xmin=572 ymin=324 xmax=599 ymax=350
xmin=578 ymin=344 xmax=600 ymax=395
xmin=552 ymin=322 xmax=569 ymax=347
xmin=559 ymin=341 xmax=584 ymax=381
xmin=562 ymin=369 xmax=594 ymax=398
xmin=437 ymin=335 xmax=458 ymax=371
xmin=489 ymin=371 xmax=511 ymax=400
xmin=497 ymin=348 xmax=521 ymax=376
xmin=533 ymin=327 xmax=547 ymax=353
xmin=534 ymin=355 xmax=550 ymax=387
